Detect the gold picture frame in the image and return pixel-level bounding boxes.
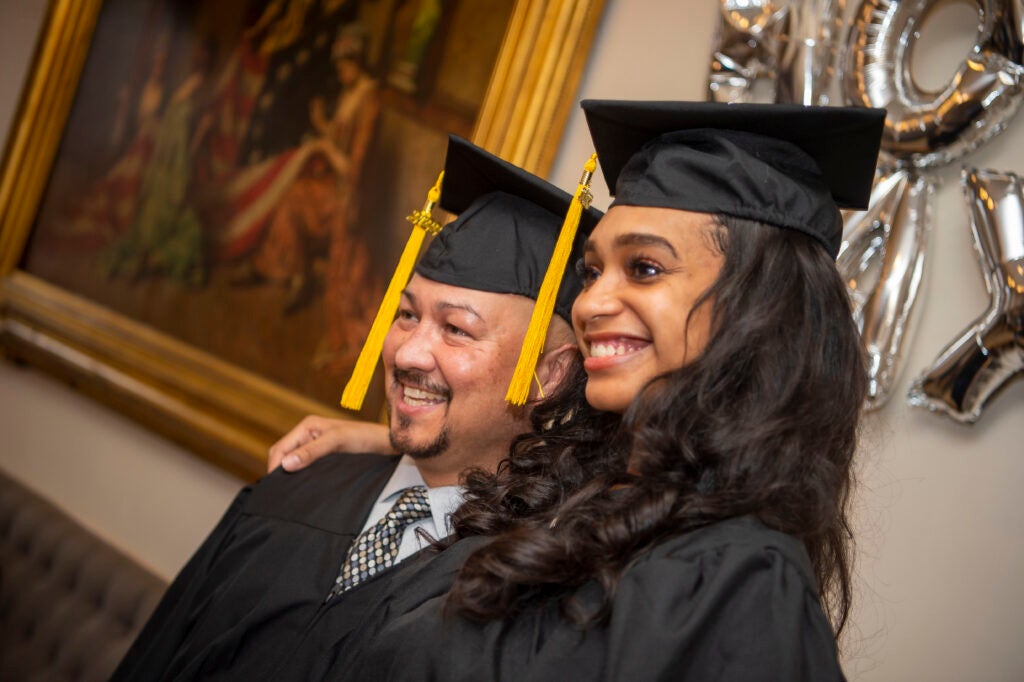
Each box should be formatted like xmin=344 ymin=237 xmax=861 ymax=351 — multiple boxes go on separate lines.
xmin=0 ymin=0 xmax=606 ymax=480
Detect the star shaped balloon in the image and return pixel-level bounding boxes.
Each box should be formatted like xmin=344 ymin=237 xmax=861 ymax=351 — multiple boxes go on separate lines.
xmin=907 ymin=168 xmax=1024 ymax=423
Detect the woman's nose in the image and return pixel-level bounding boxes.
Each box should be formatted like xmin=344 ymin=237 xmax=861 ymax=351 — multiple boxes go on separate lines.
xmin=573 ymin=274 xmax=623 ymax=324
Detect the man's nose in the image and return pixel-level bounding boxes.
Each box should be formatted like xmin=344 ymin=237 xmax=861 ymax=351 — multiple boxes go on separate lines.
xmin=391 ymin=323 xmax=438 ymax=373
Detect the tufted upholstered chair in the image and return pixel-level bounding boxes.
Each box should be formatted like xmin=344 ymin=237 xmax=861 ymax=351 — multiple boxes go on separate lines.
xmin=0 ymin=469 xmax=167 ymax=682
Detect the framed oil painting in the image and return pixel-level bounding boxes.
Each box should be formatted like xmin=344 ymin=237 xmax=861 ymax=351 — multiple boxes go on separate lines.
xmin=0 ymin=0 xmax=605 ymax=479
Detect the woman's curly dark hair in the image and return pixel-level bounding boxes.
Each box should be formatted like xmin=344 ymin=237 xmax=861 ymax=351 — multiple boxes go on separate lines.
xmin=445 ymin=215 xmax=867 ymax=638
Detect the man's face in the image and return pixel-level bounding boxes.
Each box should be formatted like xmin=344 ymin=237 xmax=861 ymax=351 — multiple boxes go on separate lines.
xmin=382 ymin=274 xmax=535 ymax=470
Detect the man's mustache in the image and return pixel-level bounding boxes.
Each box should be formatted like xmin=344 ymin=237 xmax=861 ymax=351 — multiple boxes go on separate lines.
xmin=392 ymin=369 xmax=452 ymax=400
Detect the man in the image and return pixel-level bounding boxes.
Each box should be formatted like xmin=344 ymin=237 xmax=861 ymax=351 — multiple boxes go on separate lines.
xmin=112 ymin=135 xmax=600 ymax=681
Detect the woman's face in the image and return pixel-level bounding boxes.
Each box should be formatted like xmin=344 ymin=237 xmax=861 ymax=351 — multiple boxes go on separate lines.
xmin=572 ymin=205 xmax=725 ymax=414
xmin=336 ymin=57 xmax=361 ymax=86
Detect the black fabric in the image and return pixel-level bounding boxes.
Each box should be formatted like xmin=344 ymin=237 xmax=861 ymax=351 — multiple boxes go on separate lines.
xmin=347 ymin=516 xmax=846 ymax=681
xmin=581 ymin=100 xmax=885 ymax=258
xmin=111 ymin=454 xmax=408 ymax=682
xmin=415 ymin=135 xmax=603 ymax=322
xmin=113 ymin=458 xmax=844 ymax=681
xmin=614 ymin=129 xmax=845 ymax=257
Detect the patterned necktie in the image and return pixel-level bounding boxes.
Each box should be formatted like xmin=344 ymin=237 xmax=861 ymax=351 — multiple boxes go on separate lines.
xmin=326 ymin=485 xmax=431 ymax=601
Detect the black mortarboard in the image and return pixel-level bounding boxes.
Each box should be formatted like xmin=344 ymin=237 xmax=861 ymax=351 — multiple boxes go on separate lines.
xmin=416 ymin=135 xmax=602 ymax=322
xmin=581 ymin=100 xmax=886 ymax=258
xmin=341 ymin=135 xmax=602 ymax=410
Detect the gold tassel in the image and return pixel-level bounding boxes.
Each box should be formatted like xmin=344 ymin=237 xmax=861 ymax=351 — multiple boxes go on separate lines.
xmin=505 ymin=154 xmax=597 ymax=406
xmin=340 ymin=172 xmax=445 ymax=411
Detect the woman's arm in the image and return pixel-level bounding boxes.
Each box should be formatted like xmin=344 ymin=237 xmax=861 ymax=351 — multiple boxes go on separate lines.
xmin=267 ymin=415 xmax=393 ymax=472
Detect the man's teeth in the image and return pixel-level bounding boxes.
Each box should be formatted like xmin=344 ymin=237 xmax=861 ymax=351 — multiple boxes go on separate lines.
xmin=590 ymin=342 xmax=640 ymax=358
xmin=403 ymin=386 xmax=446 ymax=405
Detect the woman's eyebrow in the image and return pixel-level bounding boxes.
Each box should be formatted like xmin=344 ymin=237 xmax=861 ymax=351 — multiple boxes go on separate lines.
xmin=613 ymin=232 xmax=678 ymax=257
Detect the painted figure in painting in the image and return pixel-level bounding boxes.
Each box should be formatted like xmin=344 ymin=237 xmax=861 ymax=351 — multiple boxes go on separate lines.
xmin=221 ymin=23 xmax=382 ymax=371
xmin=99 ymin=40 xmax=213 ymax=286
xmin=387 ymin=0 xmax=444 ymax=95
xmin=238 ymin=0 xmax=355 ymax=164
xmin=60 ymin=32 xmax=172 ymax=242
xmin=316 ymin=23 xmax=384 ymax=370
xmin=258 ymin=25 xmax=378 ymax=304
xmin=195 ymin=0 xmax=354 ymax=191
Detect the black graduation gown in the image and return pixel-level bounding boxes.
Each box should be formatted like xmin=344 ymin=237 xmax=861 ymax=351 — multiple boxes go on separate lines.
xmin=115 ymin=453 xmax=843 ymax=681
xmin=111 ymin=453 xmax=426 ymax=681
xmin=343 ymin=515 xmax=846 ymax=682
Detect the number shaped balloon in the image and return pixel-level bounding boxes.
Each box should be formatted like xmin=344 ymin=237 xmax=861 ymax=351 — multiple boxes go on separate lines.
xmin=907 ymin=168 xmax=1024 ymax=422
xmin=840 ymin=0 xmax=1024 ymax=415
xmin=842 ymin=0 xmax=1024 ymax=168
xmin=838 ymin=170 xmax=938 ymax=408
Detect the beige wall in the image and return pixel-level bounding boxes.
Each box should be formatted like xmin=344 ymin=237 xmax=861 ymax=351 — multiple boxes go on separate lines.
xmin=0 ymin=0 xmax=47 ymax=142
xmin=2 ymin=1 xmax=1022 ymax=679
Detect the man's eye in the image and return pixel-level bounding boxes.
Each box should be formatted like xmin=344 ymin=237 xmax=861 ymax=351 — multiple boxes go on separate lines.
xmin=396 ymin=309 xmax=417 ymax=322
xmin=445 ymin=323 xmax=469 ymax=337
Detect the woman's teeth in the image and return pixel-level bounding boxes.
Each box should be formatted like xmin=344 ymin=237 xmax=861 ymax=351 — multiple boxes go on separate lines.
xmin=590 ymin=341 xmax=640 ymax=358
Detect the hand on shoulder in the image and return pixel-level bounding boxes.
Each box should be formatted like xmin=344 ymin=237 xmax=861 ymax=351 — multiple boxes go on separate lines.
xmin=267 ymin=415 xmax=392 ymax=472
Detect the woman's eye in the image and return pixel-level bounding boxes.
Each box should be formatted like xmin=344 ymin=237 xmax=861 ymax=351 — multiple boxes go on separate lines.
xmin=627 ymin=257 xmax=663 ymax=280
xmin=575 ymin=258 xmax=600 ymax=285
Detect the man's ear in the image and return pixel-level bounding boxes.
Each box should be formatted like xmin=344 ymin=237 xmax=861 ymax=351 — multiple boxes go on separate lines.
xmin=532 ymin=343 xmax=578 ymax=401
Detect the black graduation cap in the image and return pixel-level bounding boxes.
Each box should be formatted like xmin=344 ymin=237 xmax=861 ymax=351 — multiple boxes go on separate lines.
xmin=581 ymin=100 xmax=886 ymax=258
xmin=341 ymin=135 xmax=602 ymax=410
xmin=416 ymin=135 xmax=603 ymax=323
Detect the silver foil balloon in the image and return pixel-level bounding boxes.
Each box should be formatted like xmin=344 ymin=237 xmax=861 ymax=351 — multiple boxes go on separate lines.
xmin=907 ymin=168 xmax=1024 ymax=422
xmin=838 ymin=169 xmax=939 ymax=408
xmin=842 ymin=0 xmax=1024 ymax=168
xmin=708 ymin=0 xmax=843 ymax=104
xmin=775 ymin=0 xmax=844 ymax=104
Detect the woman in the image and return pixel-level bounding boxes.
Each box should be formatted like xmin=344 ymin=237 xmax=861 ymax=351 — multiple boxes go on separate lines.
xmin=225 ymin=23 xmax=382 ymax=327
xmin=100 ymin=40 xmax=212 ymax=285
xmin=274 ymin=100 xmax=884 ymax=680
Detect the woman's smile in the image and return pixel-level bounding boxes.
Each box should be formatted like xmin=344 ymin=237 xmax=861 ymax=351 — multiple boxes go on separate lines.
xmin=572 ymin=205 xmax=724 ymax=413
xmin=582 ymin=333 xmax=651 ymax=370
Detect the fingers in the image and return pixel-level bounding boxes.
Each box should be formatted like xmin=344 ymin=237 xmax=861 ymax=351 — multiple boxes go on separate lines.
xmin=268 ymin=417 xmax=394 ymax=474
xmin=267 ymin=415 xmax=325 ymax=472
xmin=280 ymin=434 xmax=340 ymax=472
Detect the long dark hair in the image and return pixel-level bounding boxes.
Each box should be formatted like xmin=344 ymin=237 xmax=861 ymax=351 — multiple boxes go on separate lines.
xmin=446 ymin=216 xmax=867 ymax=637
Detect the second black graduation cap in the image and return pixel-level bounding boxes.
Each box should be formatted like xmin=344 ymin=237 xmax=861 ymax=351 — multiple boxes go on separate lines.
xmin=416 ymin=135 xmax=603 ymax=323
xmin=581 ymin=100 xmax=886 ymax=258
xmin=341 ymin=134 xmax=602 ymax=410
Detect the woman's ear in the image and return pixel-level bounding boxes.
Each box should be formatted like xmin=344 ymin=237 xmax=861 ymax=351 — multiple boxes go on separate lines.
xmin=532 ymin=343 xmax=578 ymax=400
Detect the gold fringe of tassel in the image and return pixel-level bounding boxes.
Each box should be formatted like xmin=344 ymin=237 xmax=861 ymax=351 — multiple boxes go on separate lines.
xmin=504 ymin=154 xmax=597 ymax=406
xmin=340 ymin=172 xmax=445 ymax=411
